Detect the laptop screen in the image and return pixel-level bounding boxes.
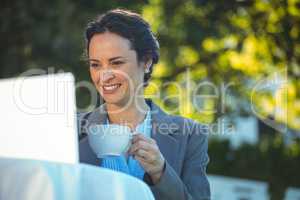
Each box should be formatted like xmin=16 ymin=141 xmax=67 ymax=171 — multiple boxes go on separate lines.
xmin=0 ymin=73 xmax=78 ymax=164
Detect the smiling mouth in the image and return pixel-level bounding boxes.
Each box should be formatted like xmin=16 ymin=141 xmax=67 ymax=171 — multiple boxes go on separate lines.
xmin=102 ymin=84 xmax=122 ymax=92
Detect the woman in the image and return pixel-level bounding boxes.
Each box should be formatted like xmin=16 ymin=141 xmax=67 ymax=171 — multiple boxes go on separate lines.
xmin=78 ymin=9 xmax=210 ymax=200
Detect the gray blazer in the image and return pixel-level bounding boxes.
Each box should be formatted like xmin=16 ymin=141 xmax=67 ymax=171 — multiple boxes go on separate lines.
xmin=78 ymin=99 xmax=210 ymax=200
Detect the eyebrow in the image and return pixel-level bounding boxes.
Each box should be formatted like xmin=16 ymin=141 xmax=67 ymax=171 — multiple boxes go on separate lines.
xmin=87 ymin=56 xmax=125 ymax=63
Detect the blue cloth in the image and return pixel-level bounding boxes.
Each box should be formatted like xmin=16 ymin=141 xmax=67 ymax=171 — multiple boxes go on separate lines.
xmin=100 ymin=155 xmax=130 ymax=174
xmin=100 ymin=109 xmax=152 ymax=180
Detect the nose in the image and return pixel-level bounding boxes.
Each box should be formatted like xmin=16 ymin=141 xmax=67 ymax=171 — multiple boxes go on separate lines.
xmin=101 ymin=69 xmax=115 ymax=84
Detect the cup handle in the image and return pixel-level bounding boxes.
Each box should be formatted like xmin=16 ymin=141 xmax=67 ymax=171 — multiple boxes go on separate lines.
xmin=132 ymin=131 xmax=138 ymax=135
xmin=124 ymin=131 xmax=135 ymax=153
xmin=124 ymin=141 xmax=131 ymax=153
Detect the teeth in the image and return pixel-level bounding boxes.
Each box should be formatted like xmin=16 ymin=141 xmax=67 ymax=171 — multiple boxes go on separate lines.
xmin=103 ymin=84 xmax=120 ymax=91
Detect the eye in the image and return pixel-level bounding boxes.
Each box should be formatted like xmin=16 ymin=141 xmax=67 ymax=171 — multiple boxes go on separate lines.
xmin=90 ymin=63 xmax=100 ymax=68
xmin=111 ymin=61 xmax=125 ymax=66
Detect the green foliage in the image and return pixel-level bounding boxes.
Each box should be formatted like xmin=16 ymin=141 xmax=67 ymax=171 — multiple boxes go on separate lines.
xmin=143 ymin=0 xmax=300 ymax=130
xmin=1 ymin=0 xmax=299 ymax=129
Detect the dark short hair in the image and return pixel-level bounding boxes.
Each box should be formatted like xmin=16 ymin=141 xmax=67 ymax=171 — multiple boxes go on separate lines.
xmin=85 ymin=8 xmax=160 ymax=86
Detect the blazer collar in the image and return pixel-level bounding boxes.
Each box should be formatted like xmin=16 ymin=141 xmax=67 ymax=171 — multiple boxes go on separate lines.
xmin=86 ymin=99 xmax=179 ymax=136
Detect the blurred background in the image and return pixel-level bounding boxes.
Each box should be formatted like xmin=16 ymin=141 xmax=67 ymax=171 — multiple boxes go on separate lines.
xmin=1 ymin=0 xmax=299 ymax=199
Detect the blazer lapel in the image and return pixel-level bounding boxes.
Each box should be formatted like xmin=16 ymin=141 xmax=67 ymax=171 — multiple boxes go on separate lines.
xmin=149 ymin=101 xmax=181 ymax=173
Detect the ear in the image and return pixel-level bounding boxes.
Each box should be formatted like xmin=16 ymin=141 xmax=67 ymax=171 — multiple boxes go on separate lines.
xmin=144 ymin=59 xmax=153 ymax=73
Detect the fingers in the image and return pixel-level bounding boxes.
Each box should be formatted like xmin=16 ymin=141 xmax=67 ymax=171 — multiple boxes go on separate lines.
xmin=129 ymin=140 xmax=152 ymax=154
xmin=134 ymin=154 xmax=150 ymax=166
xmin=135 ymin=149 xmax=156 ymax=162
xmin=129 ymin=134 xmax=158 ymax=154
xmin=132 ymin=134 xmax=156 ymax=145
xmin=129 ymin=133 xmax=158 ymax=162
xmin=132 ymin=133 xmax=146 ymax=143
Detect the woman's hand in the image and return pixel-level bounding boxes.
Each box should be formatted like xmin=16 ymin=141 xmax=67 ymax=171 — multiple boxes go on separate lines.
xmin=128 ymin=134 xmax=165 ymax=184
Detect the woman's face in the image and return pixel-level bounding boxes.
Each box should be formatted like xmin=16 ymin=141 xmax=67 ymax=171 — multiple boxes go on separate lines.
xmin=88 ymin=32 xmax=146 ymax=107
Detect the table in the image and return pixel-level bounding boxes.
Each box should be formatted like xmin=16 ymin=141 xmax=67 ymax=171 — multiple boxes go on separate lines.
xmin=0 ymin=157 xmax=154 ymax=200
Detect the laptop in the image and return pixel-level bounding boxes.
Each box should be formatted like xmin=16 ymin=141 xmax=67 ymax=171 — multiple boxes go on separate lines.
xmin=0 ymin=73 xmax=78 ymax=164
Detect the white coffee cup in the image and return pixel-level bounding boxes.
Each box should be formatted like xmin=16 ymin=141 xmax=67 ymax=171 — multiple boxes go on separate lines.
xmin=87 ymin=124 xmax=133 ymax=158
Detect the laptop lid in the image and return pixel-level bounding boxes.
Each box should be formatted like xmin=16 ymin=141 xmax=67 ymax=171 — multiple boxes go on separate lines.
xmin=0 ymin=73 xmax=78 ymax=164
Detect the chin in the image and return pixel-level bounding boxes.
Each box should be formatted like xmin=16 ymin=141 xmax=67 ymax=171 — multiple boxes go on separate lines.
xmin=101 ymin=92 xmax=130 ymax=107
xmin=103 ymin=96 xmax=123 ymax=104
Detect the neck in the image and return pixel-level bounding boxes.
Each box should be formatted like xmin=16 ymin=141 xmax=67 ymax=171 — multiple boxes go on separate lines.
xmin=106 ymin=98 xmax=149 ymax=130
